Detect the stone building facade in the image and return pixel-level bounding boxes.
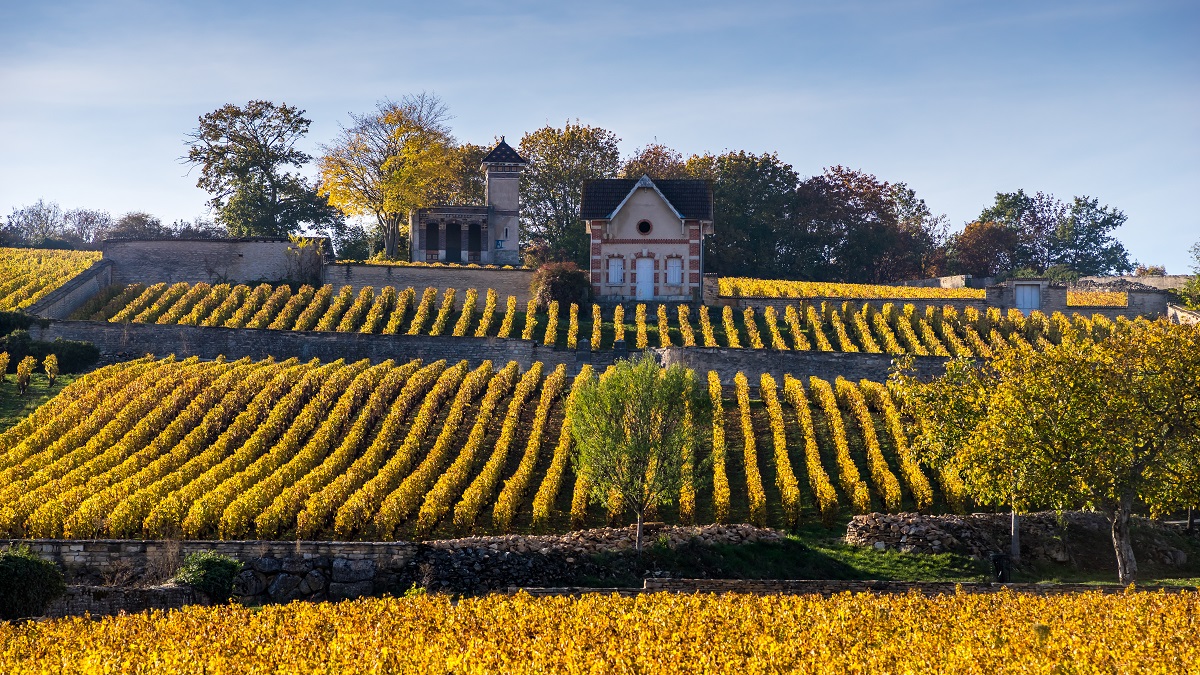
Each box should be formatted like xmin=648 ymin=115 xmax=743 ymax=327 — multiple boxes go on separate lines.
xmin=409 ymin=139 xmax=526 ymax=266
xmin=580 ymin=176 xmax=714 ymax=302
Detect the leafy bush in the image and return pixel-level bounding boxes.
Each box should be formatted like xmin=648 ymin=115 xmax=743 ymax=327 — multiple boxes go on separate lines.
xmin=0 ymin=330 xmax=99 ymax=373
xmin=174 ymin=551 xmax=243 ymax=601
xmin=0 ymin=311 xmax=38 ymax=337
xmin=531 ymin=262 xmax=590 ymax=310
xmin=0 ymin=545 xmax=66 ymax=620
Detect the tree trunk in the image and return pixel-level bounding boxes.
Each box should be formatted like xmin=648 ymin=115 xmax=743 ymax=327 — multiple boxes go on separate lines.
xmin=1109 ymin=498 xmax=1138 ymax=585
xmin=1010 ymin=507 xmax=1020 ymax=563
xmin=635 ymin=512 xmax=644 ymax=555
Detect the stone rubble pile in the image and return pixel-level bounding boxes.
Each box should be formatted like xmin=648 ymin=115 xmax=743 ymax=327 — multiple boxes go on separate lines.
xmin=427 ymin=523 xmax=783 ymax=557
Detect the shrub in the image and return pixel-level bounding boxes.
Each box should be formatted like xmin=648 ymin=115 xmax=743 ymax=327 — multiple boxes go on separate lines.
xmin=15 ymin=355 xmax=36 ymax=394
xmin=0 ymin=311 xmax=37 ymax=336
xmin=44 ymin=353 xmax=58 ymax=386
xmin=530 ymin=263 xmax=590 ymax=310
xmin=174 ymin=551 xmax=243 ymax=602
xmin=0 ymin=545 xmax=66 ymax=620
xmin=0 ymin=330 xmax=99 ymax=373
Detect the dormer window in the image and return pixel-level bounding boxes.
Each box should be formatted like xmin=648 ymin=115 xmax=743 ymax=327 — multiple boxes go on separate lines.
xmin=636 ymin=220 xmax=652 ymax=235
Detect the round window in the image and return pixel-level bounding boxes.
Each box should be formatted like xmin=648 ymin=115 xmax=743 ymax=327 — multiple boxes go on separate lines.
xmin=637 ymin=220 xmax=652 ymax=235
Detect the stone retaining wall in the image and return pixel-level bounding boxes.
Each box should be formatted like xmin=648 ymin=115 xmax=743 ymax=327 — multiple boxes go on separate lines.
xmin=324 ymin=264 xmax=534 ymax=303
xmin=44 ymin=585 xmax=205 ymax=619
xmin=27 ymin=320 xmax=947 ymax=382
xmin=26 ymin=260 xmax=113 ymax=320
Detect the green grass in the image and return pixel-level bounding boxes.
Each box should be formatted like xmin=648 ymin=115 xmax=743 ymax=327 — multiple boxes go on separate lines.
xmin=0 ymin=373 xmax=75 ymax=432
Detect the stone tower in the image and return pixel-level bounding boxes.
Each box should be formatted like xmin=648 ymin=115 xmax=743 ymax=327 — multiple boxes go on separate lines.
xmin=480 ymin=138 xmax=527 ymax=266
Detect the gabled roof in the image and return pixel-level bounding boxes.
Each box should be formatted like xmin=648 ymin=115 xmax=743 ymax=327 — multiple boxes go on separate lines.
xmin=580 ymin=177 xmax=713 ymax=220
xmin=480 ymin=138 xmax=527 ymax=165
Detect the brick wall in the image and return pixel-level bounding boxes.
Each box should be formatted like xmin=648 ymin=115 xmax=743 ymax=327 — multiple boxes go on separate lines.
xmin=325 ymin=264 xmax=534 ymax=303
xmin=27 ymin=260 xmax=112 ymax=319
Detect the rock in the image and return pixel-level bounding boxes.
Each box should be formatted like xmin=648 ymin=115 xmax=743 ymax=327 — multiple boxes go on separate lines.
xmin=232 ymin=570 xmax=267 ymax=597
xmin=332 ymin=558 xmax=376 ymax=583
xmin=267 ymin=573 xmax=302 ymax=601
xmin=297 ymin=569 xmax=326 ymax=595
xmin=281 ymin=557 xmax=312 ymax=574
xmin=253 ymin=557 xmax=282 ymax=574
xmin=329 ymin=580 xmax=373 ymax=600
xmin=873 ymin=541 xmax=887 ymax=551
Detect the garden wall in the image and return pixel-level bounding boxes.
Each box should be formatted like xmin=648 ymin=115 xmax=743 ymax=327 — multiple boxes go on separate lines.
xmin=654 ymin=347 xmax=949 ymax=384
xmin=324 ymin=263 xmax=535 ymax=303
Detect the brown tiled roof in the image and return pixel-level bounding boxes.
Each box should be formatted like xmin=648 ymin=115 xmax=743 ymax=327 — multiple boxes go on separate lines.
xmin=580 ymin=178 xmax=713 ymax=220
xmin=481 ymin=139 xmax=527 ymax=165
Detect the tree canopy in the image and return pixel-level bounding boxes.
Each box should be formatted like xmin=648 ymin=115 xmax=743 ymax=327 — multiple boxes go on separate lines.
xmin=519 ymin=122 xmax=621 ymax=264
xmin=568 ymin=355 xmax=706 ymax=552
xmin=186 ymin=100 xmax=340 ymax=238
xmin=894 ymin=320 xmax=1200 ymax=583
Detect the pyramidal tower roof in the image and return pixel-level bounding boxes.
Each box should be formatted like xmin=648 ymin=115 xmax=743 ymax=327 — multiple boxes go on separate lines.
xmin=480 ymin=137 xmax=527 ymax=166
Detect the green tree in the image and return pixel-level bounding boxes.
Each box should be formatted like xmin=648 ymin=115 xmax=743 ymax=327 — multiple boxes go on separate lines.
xmin=977 ymin=190 xmax=1132 ymax=276
xmin=318 ymin=94 xmax=458 ymax=258
xmin=519 ymin=121 xmax=621 ymax=264
xmin=895 ymin=320 xmax=1200 ymax=583
xmin=693 ymin=151 xmax=807 ymax=279
xmin=568 ymin=354 xmax=705 ymax=552
xmin=186 ymin=100 xmax=340 ymax=238
xmin=1051 ymin=197 xmax=1133 ymax=276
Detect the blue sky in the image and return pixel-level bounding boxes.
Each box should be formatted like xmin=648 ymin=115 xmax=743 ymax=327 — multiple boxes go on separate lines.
xmin=2 ymin=0 xmax=1197 ymax=271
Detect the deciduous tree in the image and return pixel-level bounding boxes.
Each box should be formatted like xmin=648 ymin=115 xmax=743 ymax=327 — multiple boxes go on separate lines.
xmin=621 ymin=143 xmax=688 ymax=179
xmin=519 ymin=122 xmax=621 ymax=264
xmin=186 ymin=100 xmax=340 ymax=238
xmin=568 ymin=354 xmax=705 ymax=552
xmin=318 ymin=94 xmax=458 ymax=258
xmin=894 ymin=320 xmax=1200 ymax=583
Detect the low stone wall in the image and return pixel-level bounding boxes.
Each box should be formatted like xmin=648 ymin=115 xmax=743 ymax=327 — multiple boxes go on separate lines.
xmin=325 ymin=263 xmax=534 ymax=303
xmin=655 ymin=347 xmax=949 ymax=384
xmin=1079 ymin=274 xmax=1193 ymax=291
xmin=44 ymin=585 xmax=205 ymax=619
xmin=1168 ymin=304 xmax=1200 ymax=325
xmin=28 ymin=320 xmax=947 ymax=382
xmin=27 ymin=260 xmax=112 ymax=320
xmin=30 ymin=320 xmax=602 ymax=373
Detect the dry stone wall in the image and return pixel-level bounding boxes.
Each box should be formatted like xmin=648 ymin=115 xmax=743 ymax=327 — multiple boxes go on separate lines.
xmin=26 ymin=260 xmax=112 ymax=320
xmin=845 ymin=512 xmax=1191 ymax=567
xmin=101 ymin=239 xmax=308 ymax=285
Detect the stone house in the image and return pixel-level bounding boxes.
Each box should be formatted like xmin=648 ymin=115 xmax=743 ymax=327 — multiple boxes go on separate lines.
xmin=408 ymin=139 xmax=525 ymax=266
xmin=580 ymin=176 xmax=714 ymax=302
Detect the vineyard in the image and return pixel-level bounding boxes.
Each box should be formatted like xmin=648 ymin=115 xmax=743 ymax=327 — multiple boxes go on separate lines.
xmin=2 ymin=591 xmax=1196 ymax=672
xmin=75 ymin=281 xmax=1131 ymax=355
xmin=0 ymin=248 xmax=101 ymax=311
xmin=0 ymin=355 xmax=979 ymax=540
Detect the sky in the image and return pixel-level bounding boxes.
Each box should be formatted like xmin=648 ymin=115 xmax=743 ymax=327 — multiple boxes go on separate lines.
xmin=2 ymin=0 xmax=1197 ymax=272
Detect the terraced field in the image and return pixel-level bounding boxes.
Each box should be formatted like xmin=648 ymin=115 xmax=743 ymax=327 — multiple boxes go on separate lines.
xmin=0 ymin=355 xmax=970 ymax=540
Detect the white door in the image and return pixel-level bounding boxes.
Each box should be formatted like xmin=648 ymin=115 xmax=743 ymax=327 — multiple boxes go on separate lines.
xmin=1014 ymin=284 xmax=1041 ymax=313
xmin=635 ymin=257 xmax=655 ymax=300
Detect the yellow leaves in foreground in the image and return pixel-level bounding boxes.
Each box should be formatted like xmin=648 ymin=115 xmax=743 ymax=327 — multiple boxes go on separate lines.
xmin=2 ymin=591 xmax=1196 ymax=673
